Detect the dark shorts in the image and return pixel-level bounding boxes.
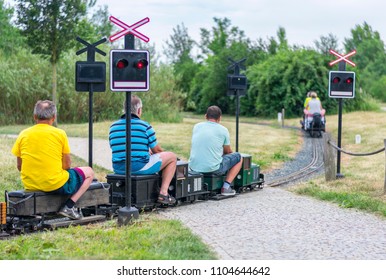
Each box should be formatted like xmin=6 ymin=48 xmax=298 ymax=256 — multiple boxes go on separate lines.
xmin=50 ymin=168 xmax=85 ymax=195
xmin=212 ymin=153 xmax=241 ymax=176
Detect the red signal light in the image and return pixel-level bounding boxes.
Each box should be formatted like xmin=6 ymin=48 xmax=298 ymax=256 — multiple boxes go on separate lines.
xmin=116 ymin=59 xmax=128 ymax=69
xmin=134 ymin=59 xmax=148 ymax=69
xmin=346 ymin=77 xmax=353 ymax=84
xmin=332 ymin=77 xmax=340 ymax=84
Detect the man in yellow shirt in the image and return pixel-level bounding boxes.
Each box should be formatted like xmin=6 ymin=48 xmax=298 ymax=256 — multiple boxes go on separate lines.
xmin=12 ymin=100 xmax=94 ymax=220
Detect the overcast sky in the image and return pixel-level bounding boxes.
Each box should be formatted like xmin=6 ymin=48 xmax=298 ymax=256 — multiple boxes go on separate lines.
xmin=4 ymin=0 xmax=385 ymax=57
xmin=96 ymin=0 xmax=386 ymax=54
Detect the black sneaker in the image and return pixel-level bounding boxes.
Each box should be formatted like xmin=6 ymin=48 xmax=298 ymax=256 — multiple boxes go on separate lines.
xmin=221 ymin=187 xmax=236 ymax=196
xmin=58 ymin=205 xmax=82 ymax=220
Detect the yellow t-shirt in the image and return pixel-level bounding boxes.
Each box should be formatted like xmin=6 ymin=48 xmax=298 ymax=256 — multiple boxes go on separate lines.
xmin=11 ymin=124 xmax=71 ymax=192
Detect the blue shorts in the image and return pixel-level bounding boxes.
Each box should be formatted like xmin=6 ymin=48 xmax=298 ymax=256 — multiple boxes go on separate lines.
xmin=133 ymin=154 xmax=162 ymax=175
xmin=50 ymin=168 xmax=85 ymax=195
xmin=212 ymin=153 xmax=241 ymax=176
xmin=113 ymin=154 xmax=162 ymax=175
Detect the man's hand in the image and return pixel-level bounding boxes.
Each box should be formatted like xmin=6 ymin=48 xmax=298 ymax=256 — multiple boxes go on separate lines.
xmin=223 ymin=145 xmax=233 ymax=155
xmin=151 ymin=144 xmax=163 ymax=154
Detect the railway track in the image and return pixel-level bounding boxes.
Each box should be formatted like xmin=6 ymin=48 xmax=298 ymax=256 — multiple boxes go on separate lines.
xmin=265 ymin=134 xmax=324 ymax=187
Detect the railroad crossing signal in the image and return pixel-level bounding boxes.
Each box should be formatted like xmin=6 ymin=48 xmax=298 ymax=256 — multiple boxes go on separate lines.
xmin=329 ymin=71 xmax=355 ymax=98
xmin=76 ymin=61 xmax=106 ymax=91
xmin=329 ymin=49 xmax=356 ymax=67
xmin=75 ymin=37 xmax=107 ymax=92
xmin=228 ymin=75 xmax=247 ymax=90
xmin=328 ymin=49 xmax=356 ymax=178
xmin=109 ymin=16 xmax=150 ymax=43
xmin=110 ymin=49 xmax=150 ymax=92
xmin=227 ymin=58 xmax=247 ymax=95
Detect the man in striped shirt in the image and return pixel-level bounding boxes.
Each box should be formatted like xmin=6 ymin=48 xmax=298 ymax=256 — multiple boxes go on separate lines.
xmin=109 ymin=95 xmax=177 ymax=205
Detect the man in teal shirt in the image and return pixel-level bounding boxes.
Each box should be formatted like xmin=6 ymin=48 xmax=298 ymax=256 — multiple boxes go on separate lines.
xmin=189 ymin=105 xmax=243 ymax=196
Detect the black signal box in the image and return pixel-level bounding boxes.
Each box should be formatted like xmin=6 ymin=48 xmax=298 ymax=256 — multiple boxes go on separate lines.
xmin=110 ymin=49 xmax=150 ymax=92
xmin=228 ymin=75 xmax=247 ymax=90
xmin=328 ymin=71 xmax=355 ymax=98
xmin=75 ymin=61 xmax=106 ymax=92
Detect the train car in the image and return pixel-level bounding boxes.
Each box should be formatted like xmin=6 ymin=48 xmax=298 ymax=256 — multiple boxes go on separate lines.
xmin=1 ymin=154 xmax=264 ymax=239
xmin=203 ymin=153 xmax=264 ymax=198
xmin=1 ymin=181 xmax=112 ymax=238
xmin=303 ymin=113 xmax=326 ymax=138
xmin=106 ymin=160 xmax=210 ymax=209
xmin=234 ymin=153 xmax=264 ymax=192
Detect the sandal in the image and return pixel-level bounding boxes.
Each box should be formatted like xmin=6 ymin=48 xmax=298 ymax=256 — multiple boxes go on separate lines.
xmin=157 ymin=193 xmax=176 ymax=205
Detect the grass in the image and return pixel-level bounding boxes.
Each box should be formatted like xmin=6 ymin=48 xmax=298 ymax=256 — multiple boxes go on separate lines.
xmin=0 ymin=115 xmax=298 ymax=260
xmin=0 ymin=217 xmax=216 ymax=260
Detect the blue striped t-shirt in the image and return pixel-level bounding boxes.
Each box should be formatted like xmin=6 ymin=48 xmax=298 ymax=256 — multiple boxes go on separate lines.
xmin=109 ymin=114 xmax=158 ymax=173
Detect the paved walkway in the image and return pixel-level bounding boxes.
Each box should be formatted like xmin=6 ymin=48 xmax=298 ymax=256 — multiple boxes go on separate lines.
xmin=69 ymin=137 xmax=113 ymax=171
xmin=68 ymin=137 xmax=386 ymax=260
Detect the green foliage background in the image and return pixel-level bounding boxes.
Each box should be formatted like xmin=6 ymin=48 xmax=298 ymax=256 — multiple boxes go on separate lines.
xmin=0 ymin=1 xmax=384 ymax=124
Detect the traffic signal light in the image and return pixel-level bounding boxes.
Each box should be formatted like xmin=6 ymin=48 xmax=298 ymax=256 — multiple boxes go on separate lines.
xmin=110 ymin=50 xmax=149 ymax=92
xmin=227 ymin=74 xmax=247 ymax=96
xmin=329 ymin=71 xmax=355 ymax=98
xmin=228 ymin=75 xmax=247 ymax=90
xmin=75 ymin=61 xmax=106 ymax=92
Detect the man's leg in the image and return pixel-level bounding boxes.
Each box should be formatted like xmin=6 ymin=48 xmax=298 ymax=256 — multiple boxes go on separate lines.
xmin=70 ymin=166 xmax=94 ymax=202
xmin=225 ymin=156 xmax=243 ymax=184
xmin=158 ymin=152 xmax=177 ymax=196
xmin=59 ymin=166 xmax=94 ymax=220
xmin=220 ymin=153 xmax=243 ymax=196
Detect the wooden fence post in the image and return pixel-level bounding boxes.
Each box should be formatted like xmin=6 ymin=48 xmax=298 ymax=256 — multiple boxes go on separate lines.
xmin=323 ymin=132 xmax=336 ymax=181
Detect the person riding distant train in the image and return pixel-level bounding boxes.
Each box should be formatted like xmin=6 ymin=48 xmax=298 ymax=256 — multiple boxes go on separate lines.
xmin=304 ymin=91 xmax=325 ymax=129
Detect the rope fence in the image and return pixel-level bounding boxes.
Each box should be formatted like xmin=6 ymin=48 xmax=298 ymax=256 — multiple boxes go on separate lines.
xmin=322 ymin=133 xmax=386 ymax=194
xmin=328 ymin=140 xmax=385 ymax=156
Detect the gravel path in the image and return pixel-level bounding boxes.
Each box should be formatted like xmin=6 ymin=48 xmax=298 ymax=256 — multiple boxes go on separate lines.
xmin=68 ymin=135 xmax=386 ymax=260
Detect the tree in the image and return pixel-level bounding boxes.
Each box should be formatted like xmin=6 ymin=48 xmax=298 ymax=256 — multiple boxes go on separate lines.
xmin=248 ymin=49 xmax=330 ymax=118
xmin=163 ymin=23 xmax=199 ymax=99
xmin=15 ymin=0 xmax=88 ymax=122
xmin=344 ymin=22 xmax=386 ymax=100
xmin=188 ymin=18 xmax=252 ymax=113
xmin=90 ymin=4 xmax=113 ymax=38
xmin=276 ymin=26 xmax=289 ymax=51
xmin=199 ymin=17 xmax=249 ymax=56
xmin=344 ymin=22 xmax=385 ymax=70
xmin=0 ymin=0 xmax=25 ymax=54
xmin=164 ymin=23 xmax=196 ymax=64
xmin=314 ymin=33 xmax=340 ymax=55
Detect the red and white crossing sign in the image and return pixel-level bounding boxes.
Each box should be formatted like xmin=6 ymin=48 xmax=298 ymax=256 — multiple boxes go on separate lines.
xmin=109 ymin=16 xmax=150 ymax=43
xmin=329 ymin=49 xmax=356 ymax=67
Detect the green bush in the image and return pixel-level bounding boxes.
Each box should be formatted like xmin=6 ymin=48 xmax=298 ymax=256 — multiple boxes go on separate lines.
xmin=0 ymin=49 xmax=184 ymax=125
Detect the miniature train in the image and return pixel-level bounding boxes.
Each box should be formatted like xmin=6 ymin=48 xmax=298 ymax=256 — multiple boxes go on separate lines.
xmin=302 ymin=113 xmax=326 ymax=138
xmin=0 ymin=153 xmax=264 ymax=239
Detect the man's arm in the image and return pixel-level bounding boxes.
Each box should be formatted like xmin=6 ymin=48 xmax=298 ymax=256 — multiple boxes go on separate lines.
xmin=62 ymin=153 xmax=71 ymax=170
xmin=223 ymin=145 xmax=233 ymax=155
xmin=16 ymin=157 xmax=22 ymax=171
xmin=151 ymin=144 xmax=164 ymax=154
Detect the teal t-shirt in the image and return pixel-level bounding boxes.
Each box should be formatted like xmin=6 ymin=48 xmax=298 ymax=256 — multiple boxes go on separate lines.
xmin=189 ymin=121 xmax=230 ymax=172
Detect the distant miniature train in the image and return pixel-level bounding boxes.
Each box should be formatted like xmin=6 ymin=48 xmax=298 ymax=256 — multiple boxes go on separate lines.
xmin=302 ymin=113 xmax=326 ymax=138
xmin=1 ymin=153 xmax=264 ymax=238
